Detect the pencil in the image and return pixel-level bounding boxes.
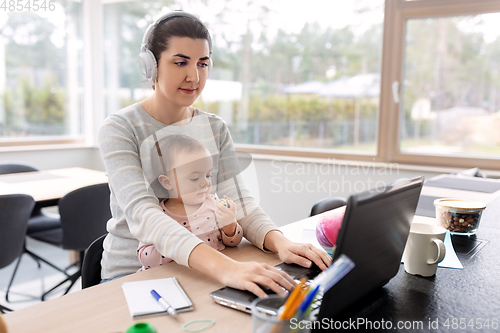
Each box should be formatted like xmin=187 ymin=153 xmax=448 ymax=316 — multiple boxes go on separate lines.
xmin=278 ymin=277 xmax=306 ymax=320
xmin=280 ymin=282 xmax=309 ymax=320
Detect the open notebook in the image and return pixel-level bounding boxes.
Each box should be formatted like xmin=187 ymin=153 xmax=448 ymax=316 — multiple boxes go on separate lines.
xmin=122 ymin=277 xmax=193 ymax=318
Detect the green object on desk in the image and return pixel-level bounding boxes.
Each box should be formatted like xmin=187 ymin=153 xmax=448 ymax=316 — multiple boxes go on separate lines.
xmin=182 ymin=319 xmax=215 ymax=332
xmin=126 ymin=323 xmax=157 ymax=333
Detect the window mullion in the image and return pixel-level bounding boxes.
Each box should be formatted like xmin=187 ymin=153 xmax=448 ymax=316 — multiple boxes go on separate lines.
xmin=83 ymin=0 xmax=104 ymax=147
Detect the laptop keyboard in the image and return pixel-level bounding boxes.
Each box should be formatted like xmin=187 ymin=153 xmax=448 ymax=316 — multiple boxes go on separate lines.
xmin=258 ymin=277 xmax=324 ymax=318
xmin=311 ymin=293 xmax=323 ymax=309
xmin=308 ymin=293 xmax=323 ymax=320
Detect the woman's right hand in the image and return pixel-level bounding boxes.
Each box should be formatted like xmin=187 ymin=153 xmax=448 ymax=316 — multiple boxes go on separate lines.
xmin=219 ymin=260 xmax=296 ymax=298
xmin=189 ymin=243 xmax=296 ymax=298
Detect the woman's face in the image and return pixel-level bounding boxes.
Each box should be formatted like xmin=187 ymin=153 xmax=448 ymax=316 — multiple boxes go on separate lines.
xmin=155 ymin=36 xmax=210 ymax=108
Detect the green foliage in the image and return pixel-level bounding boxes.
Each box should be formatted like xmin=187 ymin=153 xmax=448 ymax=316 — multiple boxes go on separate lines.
xmin=247 ymin=23 xmax=382 ymax=86
xmin=3 ymin=76 xmax=65 ymax=135
xmin=2 ymin=12 xmax=62 ymax=68
xmin=245 ymin=94 xmax=377 ymax=122
xmin=21 ymin=77 xmax=65 ymax=124
xmin=404 ymin=17 xmax=499 ymax=115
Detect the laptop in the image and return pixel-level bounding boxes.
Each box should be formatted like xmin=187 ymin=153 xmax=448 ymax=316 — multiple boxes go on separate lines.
xmin=210 ymin=176 xmax=424 ymax=317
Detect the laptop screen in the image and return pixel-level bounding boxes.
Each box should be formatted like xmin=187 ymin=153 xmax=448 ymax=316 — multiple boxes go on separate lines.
xmin=317 ymin=176 xmax=424 ymax=320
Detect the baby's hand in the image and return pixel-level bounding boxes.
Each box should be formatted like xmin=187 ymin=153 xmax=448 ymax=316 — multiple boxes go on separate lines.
xmin=216 ymin=196 xmax=237 ymax=234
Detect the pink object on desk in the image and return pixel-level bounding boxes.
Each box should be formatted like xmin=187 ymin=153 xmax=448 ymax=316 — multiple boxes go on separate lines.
xmin=316 ymin=206 xmax=346 ymax=255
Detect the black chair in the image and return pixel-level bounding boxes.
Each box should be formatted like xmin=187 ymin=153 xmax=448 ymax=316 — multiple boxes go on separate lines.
xmin=0 ymin=163 xmax=62 ymax=302
xmin=309 ymin=197 xmax=348 ymax=217
xmin=0 ymin=194 xmax=35 ymax=313
xmin=81 ymin=234 xmax=107 ymax=289
xmin=0 ymin=163 xmax=37 ymax=175
xmin=27 ymin=183 xmax=111 ymax=300
xmin=310 ymin=179 xmax=418 ymax=217
xmin=310 ymin=178 xmax=417 ymax=217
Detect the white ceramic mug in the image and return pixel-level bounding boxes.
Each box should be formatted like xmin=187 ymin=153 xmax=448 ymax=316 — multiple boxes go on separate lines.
xmin=403 ymin=223 xmax=447 ymax=277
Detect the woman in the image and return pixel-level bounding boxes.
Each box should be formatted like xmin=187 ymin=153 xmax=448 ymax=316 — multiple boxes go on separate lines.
xmin=98 ymin=11 xmax=330 ymax=298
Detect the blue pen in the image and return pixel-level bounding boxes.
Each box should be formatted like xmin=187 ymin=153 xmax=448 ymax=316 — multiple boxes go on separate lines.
xmin=151 ymin=289 xmax=178 ymax=318
xmin=297 ymin=285 xmax=320 ymax=316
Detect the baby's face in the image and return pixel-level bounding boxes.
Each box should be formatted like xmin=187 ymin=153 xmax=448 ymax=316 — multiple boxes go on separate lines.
xmin=168 ymin=148 xmax=213 ymax=205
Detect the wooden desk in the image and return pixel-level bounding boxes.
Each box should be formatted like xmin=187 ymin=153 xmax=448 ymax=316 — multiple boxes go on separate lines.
xmin=4 ymin=177 xmax=500 ymax=333
xmin=3 ymin=240 xmax=281 ymax=333
xmin=2 ymin=211 xmax=317 ymax=333
xmin=0 ymin=167 xmax=108 ymax=203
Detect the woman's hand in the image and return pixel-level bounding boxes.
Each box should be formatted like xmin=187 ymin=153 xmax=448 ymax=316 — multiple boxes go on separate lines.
xmin=264 ymin=230 xmax=332 ymax=271
xmin=219 ymin=260 xmax=296 ymax=298
xmin=189 ymin=243 xmax=296 ymax=298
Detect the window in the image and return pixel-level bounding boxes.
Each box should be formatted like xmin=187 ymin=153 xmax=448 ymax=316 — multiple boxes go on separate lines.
xmin=102 ymin=0 xmax=153 ymax=117
xmin=103 ymin=0 xmax=384 ymax=157
xmin=401 ymin=14 xmax=500 ymax=157
xmin=383 ymin=0 xmax=500 ymax=169
xmin=206 ymin=0 xmax=385 ymax=155
xmin=0 ymin=1 xmax=83 ymax=143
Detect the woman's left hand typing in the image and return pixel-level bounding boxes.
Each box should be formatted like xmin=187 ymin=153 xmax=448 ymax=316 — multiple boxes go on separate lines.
xmin=264 ymin=230 xmax=332 ymax=271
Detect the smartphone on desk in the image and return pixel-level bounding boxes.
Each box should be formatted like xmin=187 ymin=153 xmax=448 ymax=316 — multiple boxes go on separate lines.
xmin=209 ymin=262 xmax=322 ymax=314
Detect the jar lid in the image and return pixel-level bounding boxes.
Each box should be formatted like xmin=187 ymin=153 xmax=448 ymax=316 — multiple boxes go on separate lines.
xmin=434 ymin=198 xmax=486 ymax=210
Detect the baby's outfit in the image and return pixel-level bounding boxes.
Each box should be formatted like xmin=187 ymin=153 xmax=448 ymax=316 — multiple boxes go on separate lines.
xmin=137 ymin=195 xmax=243 ymax=271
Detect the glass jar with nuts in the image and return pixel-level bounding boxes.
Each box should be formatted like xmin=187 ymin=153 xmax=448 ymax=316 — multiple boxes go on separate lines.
xmin=434 ymin=198 xmax=486 ymax=235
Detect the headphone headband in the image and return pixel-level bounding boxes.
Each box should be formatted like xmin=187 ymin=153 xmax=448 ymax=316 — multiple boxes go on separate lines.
xmin=141 ymin=11 xmax=212 ymax=54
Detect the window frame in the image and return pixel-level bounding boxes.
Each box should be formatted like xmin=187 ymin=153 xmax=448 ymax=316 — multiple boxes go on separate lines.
xmin=379 ymin=0 xmax=500 ymax=170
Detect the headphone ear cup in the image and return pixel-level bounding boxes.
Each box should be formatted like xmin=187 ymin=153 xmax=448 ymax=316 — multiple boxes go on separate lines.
xmin=138 ymin=49 xmax=158 ymax=82
xmin=208 ymin=58 xmax=213 ymax=78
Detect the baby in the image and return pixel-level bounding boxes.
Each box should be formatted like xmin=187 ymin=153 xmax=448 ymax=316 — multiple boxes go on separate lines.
xmin=137 ymin=134 xmax=243 ymax=271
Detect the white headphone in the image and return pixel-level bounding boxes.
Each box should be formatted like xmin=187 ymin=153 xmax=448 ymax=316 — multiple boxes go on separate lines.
xmin=138 ymin=11 xmax=213 ymax=82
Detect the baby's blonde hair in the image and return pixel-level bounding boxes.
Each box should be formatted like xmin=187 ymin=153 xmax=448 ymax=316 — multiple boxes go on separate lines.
xmin=151 ymin=134 xmax=207 ymax=178
xmin=150 ymin=134 xmax=209 ymax=199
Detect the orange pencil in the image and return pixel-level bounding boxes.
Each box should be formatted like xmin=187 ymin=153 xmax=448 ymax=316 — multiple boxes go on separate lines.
xmin=278 ymin=277 xmax=306 ymax=320
xmin=279 ymin=281 xmax=309 ymax=320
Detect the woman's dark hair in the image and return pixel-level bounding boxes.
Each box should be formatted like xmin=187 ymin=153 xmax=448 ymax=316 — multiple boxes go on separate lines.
xmin=148 ymin=16 xmax=210 ymax=67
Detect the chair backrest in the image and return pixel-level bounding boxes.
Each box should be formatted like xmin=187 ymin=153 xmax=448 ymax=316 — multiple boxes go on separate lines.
xmin=58 ymin=183 xmax=111 ymax=251
xmin=0 ymin=163 xmax=38 ymax=175
xmin=0 ymin=194 xmax=35 ymax=269
xmin=82 ymin=233 xmax=107 ymax=289
xmin=309 ymin=197 xmax=348 ymax=217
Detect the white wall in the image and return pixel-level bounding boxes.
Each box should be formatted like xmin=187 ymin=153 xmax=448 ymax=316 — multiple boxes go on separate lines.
xmin=0 ymin=147 xmax=440 ymax=226
xmin=0 ymin=147 xmax=105 ymax=171
xmin=246 ymin=157 xmax=439 ymax=226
